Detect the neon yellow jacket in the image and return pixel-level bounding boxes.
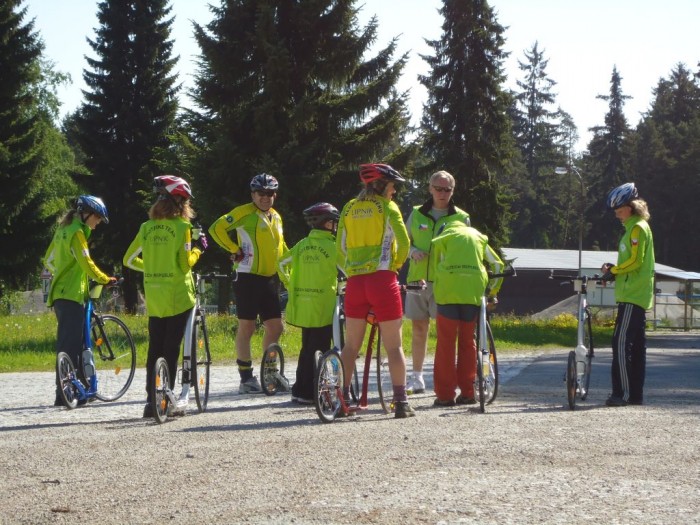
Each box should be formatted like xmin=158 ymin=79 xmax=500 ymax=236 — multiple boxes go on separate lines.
xmin=209 ymin=202 xmax=287 ymax=277
xmin=123 ymin=218 xmax=201 ymax=317
xmin=431 ymin=222 xmax=503 ymax=306
xmin=611 ymin=215 xmax=655 ymax=309
xmin=336 ymin=195 xmax=409 ymax=276
xmin=43 ymin=217 xmax=111 ymax=306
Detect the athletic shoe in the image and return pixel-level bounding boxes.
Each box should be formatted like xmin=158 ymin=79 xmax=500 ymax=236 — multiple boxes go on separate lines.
xmin=433 ymin=398 xmax=456 ymax=407
xmin=276 ymin=375 xmax=291 ymax=393
xmin=605 ymin=395 xmax=627 ymax=407
xmin=291 ymin=396 xmax=313 ymax=405
xmin=407 ymin=375 xmax=426 ymax=395
xmin=142 ymin=403 xmax=153 ymax=418
xmin=394 ymin=401 xmax=416 ymax=418
xmin=456 ymin=394 xmax=477 ymax=405
xmin=628 ymin=397 xmax=644 ymax=405
xmin=239 ymin=376 xmax=263 ymax=394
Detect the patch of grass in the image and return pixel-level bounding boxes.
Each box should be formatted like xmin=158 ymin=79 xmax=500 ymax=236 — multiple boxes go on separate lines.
xmin=1 ymin=311 xmax=614 ymax=373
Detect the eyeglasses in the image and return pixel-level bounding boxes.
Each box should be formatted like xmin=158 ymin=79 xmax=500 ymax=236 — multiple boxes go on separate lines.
xmin=255 ymin=190 xmax=276 ymax=197
xmin=432 ymin=185 xmax=453 ymax=193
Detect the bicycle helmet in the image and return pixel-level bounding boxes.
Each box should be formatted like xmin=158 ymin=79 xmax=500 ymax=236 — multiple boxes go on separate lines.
xmin=303 ymin=202 xmax=340 ymax=229
xmin=606 ymin=182 xmax=638 ymax=210
xmin=359 ymin=163 xmax=405 ymax=185
xmin=153 ymin=175 xmax=193 ymax=199
xmin=76 ymin=195 xmax=109 ymax=224
xmin=250 ymin=173 xmax=279 ymax=192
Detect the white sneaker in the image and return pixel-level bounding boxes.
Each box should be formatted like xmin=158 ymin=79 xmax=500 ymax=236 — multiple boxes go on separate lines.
xmin=239 ymin=376 xmax=263 ymax=394
xmin=407 ymin=375 xmax=426 ymax=395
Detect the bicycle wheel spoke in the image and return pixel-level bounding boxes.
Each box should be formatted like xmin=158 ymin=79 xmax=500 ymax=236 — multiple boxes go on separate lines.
xmin=93 ymin=315 xmax=136 ymax=402
xmin=314 ymin=352 xmax=344 ymax=423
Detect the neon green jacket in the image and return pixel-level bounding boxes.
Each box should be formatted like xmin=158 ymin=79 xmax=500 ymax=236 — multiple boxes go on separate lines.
xmin=209 ymin=202 xmax=287 ymax=277
xmin=611 ymin=215 xmax=655 ymax=309
xmin=278 ymin=229 xmax=339 ymax=327
xmin=43 ymin=217 xmax=111 ymax=306
xmin=406 ymin=199 xmax=470 ymax=282
xmin=431 ymin=222 xmax=503 ymax=306
xmin=123 ymin=218 xmax=201 ymax=317
xmin=336 ymin=195 xmax=409 ymax=276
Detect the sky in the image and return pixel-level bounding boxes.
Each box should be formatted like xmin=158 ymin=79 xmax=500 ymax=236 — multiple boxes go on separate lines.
xmin=23 ymin=0 xmax=700 ymax=152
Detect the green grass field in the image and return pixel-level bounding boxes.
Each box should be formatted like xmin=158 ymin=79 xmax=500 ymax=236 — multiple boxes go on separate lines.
xmin=0 ymin=312 xmax=614 ymax=373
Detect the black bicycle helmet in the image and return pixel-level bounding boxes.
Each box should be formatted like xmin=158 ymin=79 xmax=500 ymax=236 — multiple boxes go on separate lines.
xmin=250 ymin=173 xmax=279 ymax=192
xmin=606 ymin=182 xmax=638 ymax=210
xmin=359 ymin=163 xmax=405 ymax=185
xmin=303 ymin=202 xmax=340 ymax=229
xmin=76 ymin=195 xmax=109 ymax=224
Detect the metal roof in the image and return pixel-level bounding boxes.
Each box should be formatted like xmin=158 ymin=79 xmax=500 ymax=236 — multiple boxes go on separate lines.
xmin=502 ymin=248 xmax=700 ymax=280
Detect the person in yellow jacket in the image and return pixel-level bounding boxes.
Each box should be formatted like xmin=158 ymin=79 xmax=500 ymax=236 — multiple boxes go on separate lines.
xmin=123 ymin=176 xmax=206 ymax=418
xmin=430 ymin=221 xmax=503 ymax=406
xmin=404 ymin=170 xmax=471 ymax=394
xmin=43 ymin=195 xmax=115 ymax=407
xmin=336 ymin=163 xmax=415 ymax=419
xmin=209 ymin=173 xmax=289 ymax=394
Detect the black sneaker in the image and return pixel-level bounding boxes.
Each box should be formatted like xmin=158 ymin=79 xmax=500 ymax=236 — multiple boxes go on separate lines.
xmin=143 ymin=403 xmax=154 ymax=418
xmin=455 ymin=394 xmax=477 ymax=405
xmin=394 ymin=401 xmax=416 ymax=418
xmin=605 ymin=396 xmax=627 ymax=407
xmin=433 ymin=398 xmax=456 ymax=407
xmin=628 ymin=398 xmax=644 ymax=405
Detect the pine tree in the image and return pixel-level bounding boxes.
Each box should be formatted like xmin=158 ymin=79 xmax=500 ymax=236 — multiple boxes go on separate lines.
xmin=419 ymin=0 xmax=514 ymax=246
xmin=0 ymin=1 xmax=79 ymax=292
xmin=74 ymin=0 xmax=179 ymax=311
xmin=191 ymin=0 xmax=413 ymax=247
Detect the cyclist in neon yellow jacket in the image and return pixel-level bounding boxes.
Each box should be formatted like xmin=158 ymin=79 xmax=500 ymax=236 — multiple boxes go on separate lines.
xmin=336 ymin=163 xmax=414 ymax=419
xmin=123 ymin=176 xmax=206 ymax=418
xmin=278 ymin=203 xmax=341 ymax=403
xmin=430 ymin=221 xmax=503 ymax=406
xmin=43 ymin=195 xmax=114 ymax=407
xmin=208 ymin=174 xmax=289 ymax=394
xmin=601 ymin=182 xmax=655 ymax=407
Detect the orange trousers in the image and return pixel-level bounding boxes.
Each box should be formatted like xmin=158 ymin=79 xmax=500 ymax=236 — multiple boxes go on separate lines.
xmin=434 ymin=314 xmax=476 ymax=401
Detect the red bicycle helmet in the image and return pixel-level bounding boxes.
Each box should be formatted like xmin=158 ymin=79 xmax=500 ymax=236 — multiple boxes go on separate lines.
xmin=359 ymin=163 xmax=405 ymax=185
xmin=153 ymin=175 xmax=193 ymax=199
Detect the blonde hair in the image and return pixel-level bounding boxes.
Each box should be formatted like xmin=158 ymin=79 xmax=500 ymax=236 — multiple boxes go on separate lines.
xmin=629 ymin=199 xmax=650 ymax=221
xmin=149 ymin=196 xmax=194 ymax=220
xmin=357 ymin=180 xmax=388 ymax=201
xmin=430 ymin=170 xmax=455 ymax=187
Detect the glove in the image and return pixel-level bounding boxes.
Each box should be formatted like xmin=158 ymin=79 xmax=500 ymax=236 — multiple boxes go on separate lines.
xmin=601 ymin=271 xmax=615 ymax=282
xmin=194 ymin=234 xmax=208 ymax=252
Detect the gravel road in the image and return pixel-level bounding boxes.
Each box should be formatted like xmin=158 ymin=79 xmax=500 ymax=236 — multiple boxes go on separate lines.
xmin=1 ymin=333 xmax=699 ymax=524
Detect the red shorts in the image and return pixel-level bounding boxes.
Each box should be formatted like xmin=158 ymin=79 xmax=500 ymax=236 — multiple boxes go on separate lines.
xmin=344 ymin=271 xmax=402 ymax=322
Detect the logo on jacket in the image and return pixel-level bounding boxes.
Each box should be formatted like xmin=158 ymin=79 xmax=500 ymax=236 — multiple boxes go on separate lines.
xmin=418 ymin=224 xmax=429 ymax=230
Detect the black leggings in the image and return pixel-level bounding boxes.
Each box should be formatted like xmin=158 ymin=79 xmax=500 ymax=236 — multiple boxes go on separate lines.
xmin=53 ymin=299 xmax=84 ymax=390
xmin=145 ymin=309 xmax=192 ymax=401
xmin=292 ymin=325 xmax=333 ymax=400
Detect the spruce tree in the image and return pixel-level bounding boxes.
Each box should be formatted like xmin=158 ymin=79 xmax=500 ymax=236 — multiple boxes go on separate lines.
xmin=191 ymin=0 xmax=412 ymax=246
xmin=0 ymin=1 xmax=79 ymax=292
xmin=419 ymin=0 xmax=514 ymax=246
xmin=74 ymin=0 xmax=179 ymax=311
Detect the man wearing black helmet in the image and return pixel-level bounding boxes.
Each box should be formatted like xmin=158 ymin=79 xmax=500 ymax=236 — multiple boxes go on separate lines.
xmin=601 ymin=182 xmax=655 ymax=407
xmin=209 ymin=174 xmax=289 ymax=394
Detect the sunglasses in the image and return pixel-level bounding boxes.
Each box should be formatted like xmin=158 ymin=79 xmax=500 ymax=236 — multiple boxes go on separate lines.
xmin=255 ymin=190 xmax=276 ymax=197
xmin=432 ymin=185 xmax=454 ymax=193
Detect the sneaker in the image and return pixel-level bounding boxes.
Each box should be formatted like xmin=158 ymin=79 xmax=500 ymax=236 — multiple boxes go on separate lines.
xmin=142 ymin=403 xmax=153 ymax=418
xmin=276 ymin=375 xmax=291 ymax=393
xmin=167 ymin=403 xmax=186 ymax=417
xmin=433 ymin=398 xmax=456 ymax=407
xmin=291 ymin=396 xmax=313 ymax=405
xmin=407 ymin=375 xmax=426 ymax=395
xmin=456 ymin=394 xmax=477 ymax=405
xmin=628 ymin=398 xmax=644 ymax=406
xmin=605 ymin=395 xmax=627 ymax=407
xmin=239 ymin=376 xmax=263 ymax=394
xmin=394 ymin=401 xmax=416 ymax=419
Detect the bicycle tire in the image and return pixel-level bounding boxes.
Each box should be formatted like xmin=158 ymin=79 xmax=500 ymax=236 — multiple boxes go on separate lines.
xmin=476 ymin=327 xmax=486 ymax=413
xmin=314 ymin=350 xmax=344 ymax=423
xmin=485 ymin=321 xmax=499 ymax=405
xmin=92 ymin=314 xmax=136 ymax=402
xmin=580 ymin=310 xmax=594 ymax=401
xmin=261 ymin=343 xmax=285 ymax=396
xmin=375 ymin=329 xmax=393 ymax=414
xmin=152 ymin=357 xmax=170 ymax=424
xmin=56 ymin=352 xmax=79 ymax=409
xmin=336 ymin=305 xmax=360 ymax=403
xmin=193 ymin=311 xmax=211 ymax=412
xmin=566 ymin=350 xmax=577 ymax=410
